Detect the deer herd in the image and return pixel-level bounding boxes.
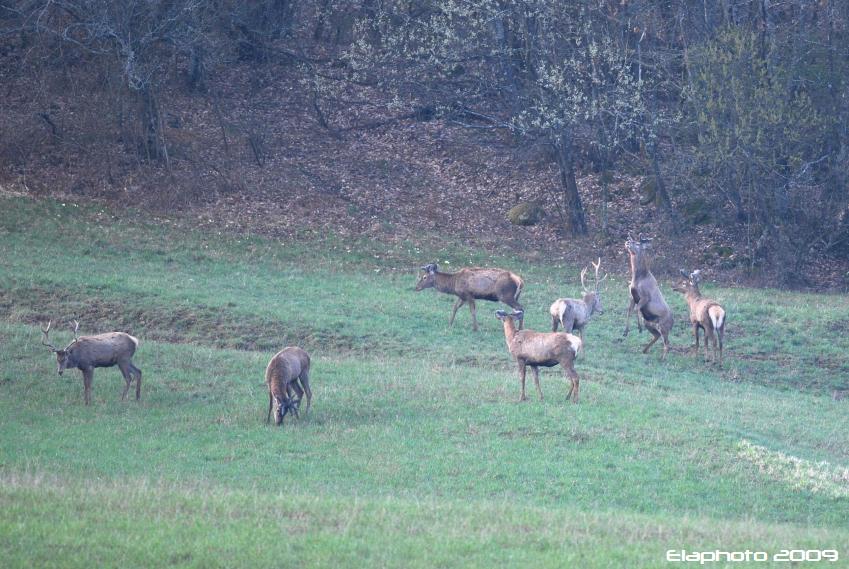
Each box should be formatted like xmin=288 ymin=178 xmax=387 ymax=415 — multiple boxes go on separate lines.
xmin=38 ymin=233 xmax=727 ymax=423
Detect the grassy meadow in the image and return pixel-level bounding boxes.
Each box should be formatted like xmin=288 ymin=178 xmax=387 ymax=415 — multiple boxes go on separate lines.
xmin=1 ymin=195 xmax=848 ymax=567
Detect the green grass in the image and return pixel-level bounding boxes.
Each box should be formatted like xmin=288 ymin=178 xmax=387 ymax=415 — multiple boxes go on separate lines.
xmin=1 ymin=195 xmax=848 ymax=567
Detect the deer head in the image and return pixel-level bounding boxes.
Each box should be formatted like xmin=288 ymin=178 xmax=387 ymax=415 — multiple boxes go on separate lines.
xmin=495 ymin=309 xmax=524 ymax=323
xmin=414 ymin=263 xmax=438 ymax=291
xmin=672 ymin=269 xmax=702 ymax=294
xmin=273 ymin=395 xmax=300 ymax=425
xmin=625 ymin=233 xmax=653 ymax=255
xmin=41 ymin=320 xmax=80 ymax=375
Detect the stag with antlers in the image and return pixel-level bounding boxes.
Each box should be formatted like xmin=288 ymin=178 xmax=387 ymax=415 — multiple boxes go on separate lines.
xmin=549 ymin=258 xmax=607 ymax=337
xmin=41 ymin=320 xmax=142 ymax=405
xmin=623 ymin=235 xmax=673 ymax=360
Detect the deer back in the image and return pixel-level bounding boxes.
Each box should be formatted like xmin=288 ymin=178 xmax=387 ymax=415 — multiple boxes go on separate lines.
xmin=508 ymin=330 xmax=579 ymax=364
xmin=67 ymin=333 xmax=138 ymax=368
xmin=457 ymin=268 xmax=521 ymax=300
xmin=265 ymin=347 xmax=310 ymax=391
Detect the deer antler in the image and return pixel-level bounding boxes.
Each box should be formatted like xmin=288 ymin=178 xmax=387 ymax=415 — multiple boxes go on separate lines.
xmin=580 ymin=266 xmax=589 ymax=292
xmin=63 ymin=320 xmax=80 ymax=351
xmin=41 ymin=320 xmax=58 ymax=351
xmin=591 ymin=257 xmax=607 ymax=291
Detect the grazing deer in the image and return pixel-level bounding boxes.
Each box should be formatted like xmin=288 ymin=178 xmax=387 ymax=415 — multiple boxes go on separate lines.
xmin=265 ymin=347 xmax=312 ymax=426
xmin=495 ymin=309 xmax=582 ymax=403
xmin=550 ymin=258 xmax=606 ymax=336
xmin=415 ymin=263 xmax=524 ymax=331
xmin=41 ymin=320 xmax=142 ymax=405
xmin=623 ymin=234 xmax=673 ymax=360
xmin=672 ymin=269 xmax=726 ymax=365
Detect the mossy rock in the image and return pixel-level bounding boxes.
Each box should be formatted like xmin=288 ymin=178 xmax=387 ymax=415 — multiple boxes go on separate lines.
xmin=507 ymin=202 xmax=545 ymax=226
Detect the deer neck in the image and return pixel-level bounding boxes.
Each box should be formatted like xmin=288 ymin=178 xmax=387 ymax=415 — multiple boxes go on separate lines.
xmin=685 ymin=286 xmax=703 ymax=307
xmin=501 ymin=319 xmax=518 ymax=344
xmin=582 ymin=292 xmax=596 ymax=314
xmin=434 ymin=271 xmax=457 ymax=294
xmin=629 ymin=251 xmax=651 ymax=280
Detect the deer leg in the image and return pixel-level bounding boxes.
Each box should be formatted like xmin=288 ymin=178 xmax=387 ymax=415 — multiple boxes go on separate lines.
xmin=448 ymin=298 xmax=465 ymax=327
xmin=660 ymin=329 xmax=671 ymax=361
xmin=517 ymin=362 xmax=527 ymax=402
xmin=511 ymin=300 xmax=525 ymax=330
xmin=299 ymin=372 xmax=312 ymax=416
xmin=691 ymin=323 xmax=699 ymax=352
xmin=642 ymin=327 xmax=661 ymax=354
xmin=633 ymin=298 xmax=650 ymax=333
xmin=531 ymin=366 xmax=543 ymax=401
xmin=704 ymin=327 xmax=715 ymax=363
xmin=82 ymin=368 xmax=94 ymax=406
xmin=623 ymin=298 xmax=636 ymax=337
xmin=551 ymin=316 xmax=559 ymax=332
xmin=287 ymin=382 xmax=303 ymax=419
xmin=131 ymin=365 xmax=142 ymax=401
xmin=266 ymin=392 xmax=273 ymax=424
xmin=564 ymin=364 xmax=579 ymax=403
xmin=118 ymin=362 xmax=133 ymax=400
xmin=468 ymin=298 xmax=478 ymax=331
xmin=717 ymin=327 xmax=724 ymax=367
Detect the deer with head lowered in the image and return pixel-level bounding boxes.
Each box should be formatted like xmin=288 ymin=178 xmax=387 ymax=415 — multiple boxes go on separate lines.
xmin=623 ymin=234 xmax=673 ymax=360
xmin=415 ymin=263 xmax=524 ymax=331
xmin=265 ymin=346 xmax=312 ymax=426
xmin=672 ymin=269 xmax=726 ymax=365
xmin=496 ymin=309 xmax=582 ymax=403
xmin=41 ymin=320 xmax=142 ymax=405
xmin=550 ymin=258 xmax=606 ymax=336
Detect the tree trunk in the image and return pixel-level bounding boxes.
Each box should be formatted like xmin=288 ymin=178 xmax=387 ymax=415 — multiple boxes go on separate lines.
xmin=139 ymin=86 xmax=164 ymax=162
xmin=553 ymin=134 xmax=587 ymax=236
xmin=647 ymin=141 xmax=677 ymax=231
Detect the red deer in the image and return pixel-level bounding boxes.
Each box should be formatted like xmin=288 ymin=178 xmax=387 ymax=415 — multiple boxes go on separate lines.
xmin=623 ymin=235 xmax=673 ymax=360
xmin=265 ymin=346 xmax=312 ymax=426
xmin=415 ymin=263 xmax=524 ymax=331
xmin=550 ymin=258 xmax=606 ymax=336
xmin=672 ymin=269 xmax=726 ymax=365
xmin=41 ymin=320 xmax=141 ymax=405
xmin=496 ymin=309 xmax=582 ymax=403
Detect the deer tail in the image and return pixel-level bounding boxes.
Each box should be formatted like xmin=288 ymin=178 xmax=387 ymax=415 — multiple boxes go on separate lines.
xmin=512 ymin=274 xmax=524 ymax=302
xmin=709 ymin=305 xmax=725 ymax=331
xmin=569 ymin=334 xmax=583 ymax=357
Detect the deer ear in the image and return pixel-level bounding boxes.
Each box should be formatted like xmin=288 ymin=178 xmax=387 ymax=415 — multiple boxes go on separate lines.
xmin=495 ymin=310 xmax=507 ymax=319
xmin=691 ymin=270 xmax=701 ymax=282
xmin=512 ymin=309 xmax=525 ymax=319
xmin=680 ymin=269 xmax=689 ymax=278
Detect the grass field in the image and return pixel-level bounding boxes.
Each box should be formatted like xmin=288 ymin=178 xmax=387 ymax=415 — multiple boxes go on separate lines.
xmin=1 ymin=195 xmax=848 ymax=568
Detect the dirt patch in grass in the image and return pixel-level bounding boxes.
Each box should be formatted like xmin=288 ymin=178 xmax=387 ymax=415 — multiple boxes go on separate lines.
xmin=826 ymin=319 xmax=849 ymax=335
xmin=0 ymin=284 xmax=366 ymax=354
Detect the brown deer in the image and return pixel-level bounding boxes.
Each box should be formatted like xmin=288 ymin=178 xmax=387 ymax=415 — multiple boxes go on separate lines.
xmin=550 ymin=258 xmax=606 ymax=336
xmin=265 ymin=346 xmax=312 ymax=426
xmin=41 ymin=320 xmax=142 ymax=405
xmin=415 ymin=263 xmax=524 ymax=331
xmin=496 ymin=309 xmax=582 ymax=403
xmin=623 ymin=234 xmax=673 ymax=360
xmin=672 ymin=269 xmax=726 ymax=365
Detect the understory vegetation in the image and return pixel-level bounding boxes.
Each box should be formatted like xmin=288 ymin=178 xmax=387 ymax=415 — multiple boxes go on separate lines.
xmin=1 ymin=196 xmax=848 ymax=567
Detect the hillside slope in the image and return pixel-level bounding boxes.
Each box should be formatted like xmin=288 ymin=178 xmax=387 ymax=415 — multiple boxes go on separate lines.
xmin=1 ymin=196 xmax=848 ymax=567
